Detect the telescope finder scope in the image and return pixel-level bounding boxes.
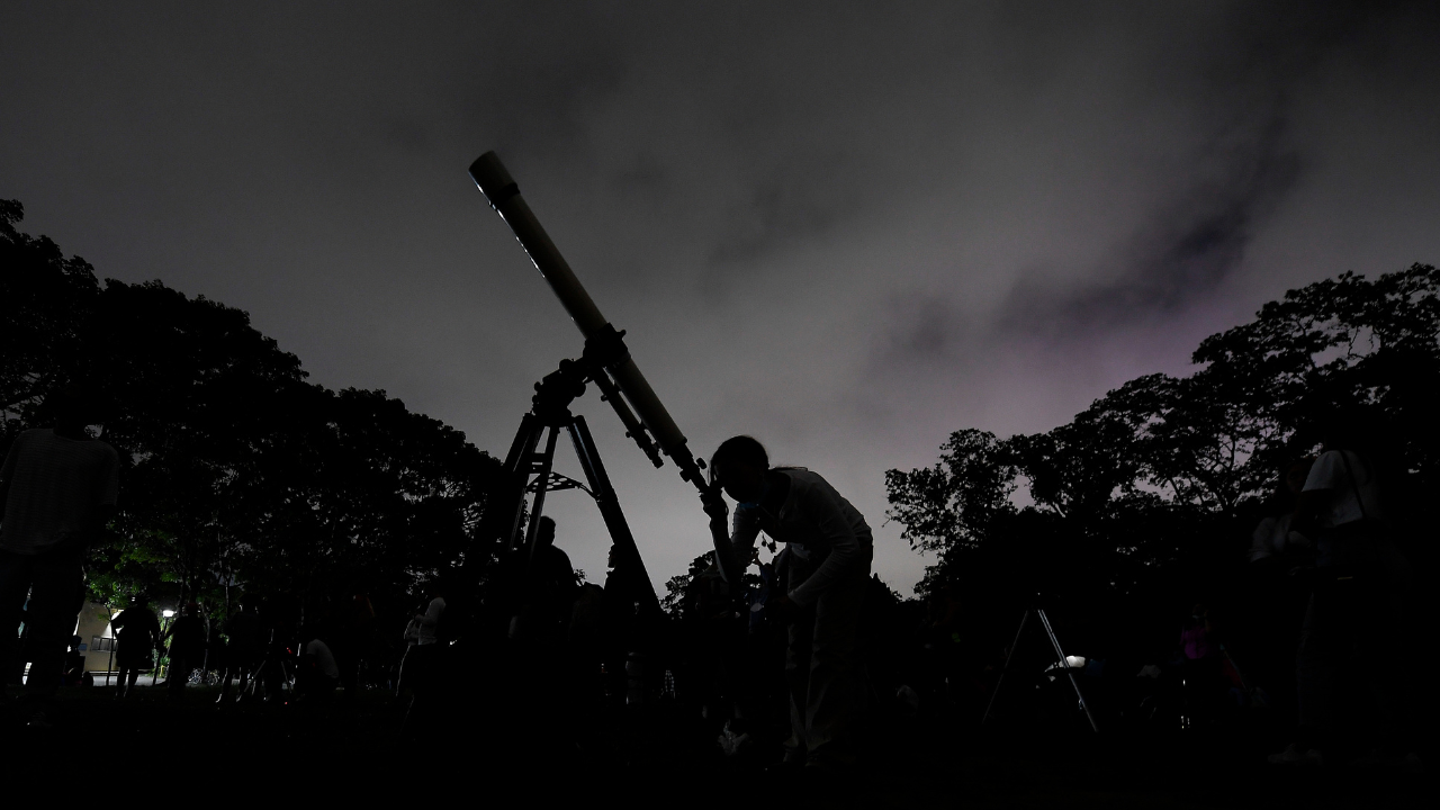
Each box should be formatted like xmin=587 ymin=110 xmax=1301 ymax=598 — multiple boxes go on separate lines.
xmin=469 ymin=152 xmax=707 ymax=492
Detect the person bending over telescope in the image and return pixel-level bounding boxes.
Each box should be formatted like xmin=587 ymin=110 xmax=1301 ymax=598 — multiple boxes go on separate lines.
xmin=702 ymin=436 xmax=873 ymax=771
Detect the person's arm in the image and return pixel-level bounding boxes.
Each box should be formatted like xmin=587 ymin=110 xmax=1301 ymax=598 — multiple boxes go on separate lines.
xmin=724 ymin=507 xmax=763 ymax=586
xmin=787 ymin=482 xmax=864 ymax=607
xmin=701 ymin=484 xmax=752 ymax=585
xmin=1291 ymin=489 xmax=1330 ymax=539
xmin=1248 ymin=517 xmax=1274 ymax=562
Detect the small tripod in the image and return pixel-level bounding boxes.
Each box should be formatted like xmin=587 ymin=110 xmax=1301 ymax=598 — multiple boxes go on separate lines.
xmin=981 ymin=597 xmax=1099 ymax=733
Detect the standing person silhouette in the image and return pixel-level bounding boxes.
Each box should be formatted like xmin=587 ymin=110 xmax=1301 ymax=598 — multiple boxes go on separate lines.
xmin=0 ymin=384 xmax=119 ymax=726
xmin=1270 ymin=414 xmax=1416 ymax=769
xmin=217 ymin=598 xmax=261 ymax=702
xmin=162 ymin=602 xmax=206 ymax=699
xmin=111 ymin=595 xmax=161 ymax=698
xmin=702 ymin=436 xmax=873 ymax=773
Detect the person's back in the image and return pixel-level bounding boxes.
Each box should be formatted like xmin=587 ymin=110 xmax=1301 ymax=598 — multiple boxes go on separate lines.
xmin=297 ymin=637 xmax=340 ymax=700
xmin=537 ymin=544 xmax=578 ymax=633
xmin=1 ymin=429 xmax=120 ymax=556
xmin=0 ymin=386 xmax=120 ymax=719
xmin=111 ymin=604 xmax=160 ymax=695
xmin=169 ymin=614 xmax=205 ymax=658
xmin=164 ymin=609 xmax=206 ymax=696
xmin=1302 ymin=448 xmax=1387 ymax=572
xmin=114 ymin=606 xmax=160 ymax=645
xmin=224 ymin=609 xmax=262 ymax=658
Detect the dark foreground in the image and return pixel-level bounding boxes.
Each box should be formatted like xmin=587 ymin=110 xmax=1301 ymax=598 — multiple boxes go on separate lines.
xmin=2 ymin=685 xmax=1430 ymax=808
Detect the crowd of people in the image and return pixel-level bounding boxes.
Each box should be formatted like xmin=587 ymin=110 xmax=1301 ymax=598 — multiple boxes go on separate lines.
xmin=0 ymin=385 xmax=1424 ymax=776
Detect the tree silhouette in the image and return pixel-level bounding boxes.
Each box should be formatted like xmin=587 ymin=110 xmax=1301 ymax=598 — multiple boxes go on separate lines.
xmin=2 ymin=199 xmax=504 ymax=624
xmin=887 ymin=264 xmax=1439 ymax=655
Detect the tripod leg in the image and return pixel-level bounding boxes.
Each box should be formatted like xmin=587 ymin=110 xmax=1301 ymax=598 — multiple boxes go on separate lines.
xmin=1036 ymin=608 xmax=1099 ymax=733
xmin=982 ymin=609 xmax=1031 ymax=726
xmin=501 ymin=413 xmax=546 ymax=553
xmin=567 ymin=415 xmax=662 ymax=618
xmin=523 ymin=426 xmax=562 ymax=562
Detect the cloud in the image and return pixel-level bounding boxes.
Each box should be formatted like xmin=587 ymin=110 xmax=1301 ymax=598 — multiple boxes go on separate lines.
xmin=3 ymin=0 xmax=1438 ymax=596
xmin=1001 ymin=111 xmax=1304 ymax=334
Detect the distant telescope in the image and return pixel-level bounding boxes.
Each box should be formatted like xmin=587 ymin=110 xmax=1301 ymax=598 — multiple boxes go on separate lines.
xmin=468 ymin=152 xmax=708 ymax=496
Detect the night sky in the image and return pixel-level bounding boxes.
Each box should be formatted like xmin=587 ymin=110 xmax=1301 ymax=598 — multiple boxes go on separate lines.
xmin=4 ymin=2 xmax=1438 ymax=595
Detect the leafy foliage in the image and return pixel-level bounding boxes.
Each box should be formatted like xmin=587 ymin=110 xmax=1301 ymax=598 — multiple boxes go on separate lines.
xmin=2 ymin=199 xmax=504 ymax=619
xmin=888 ymin=264 xmax=1440 ymax=609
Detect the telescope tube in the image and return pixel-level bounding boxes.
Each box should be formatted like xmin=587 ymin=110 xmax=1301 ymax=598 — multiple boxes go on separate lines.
xmin=469 ymin=152 xmax=706 ymax=490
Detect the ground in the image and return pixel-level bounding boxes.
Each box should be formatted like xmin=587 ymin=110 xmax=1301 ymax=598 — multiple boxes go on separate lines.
xmin=1 ymin=684 xmax=1429 ymax=807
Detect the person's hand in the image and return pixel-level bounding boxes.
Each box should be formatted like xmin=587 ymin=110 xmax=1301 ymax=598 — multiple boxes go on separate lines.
xmin=700 ymin=482 xmax=729 ymax=529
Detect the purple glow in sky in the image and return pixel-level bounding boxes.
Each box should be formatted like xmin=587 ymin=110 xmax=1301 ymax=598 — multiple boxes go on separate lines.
xmin=4 ymin=2 xmax=1438 ymax=594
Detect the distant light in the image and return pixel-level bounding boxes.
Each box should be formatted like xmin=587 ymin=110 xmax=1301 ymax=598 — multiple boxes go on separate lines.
xmin=162 ymin=609 xmax=175 ymax=618
xmin=1065 ymin=655 xmax=1086 ymax=668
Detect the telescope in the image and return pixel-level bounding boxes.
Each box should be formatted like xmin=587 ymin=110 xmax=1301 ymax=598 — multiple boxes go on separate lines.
xmin=468 ymin=152 xmax=735 ymax=618
xmin=469 ymin=153 xmax=708 ymax=493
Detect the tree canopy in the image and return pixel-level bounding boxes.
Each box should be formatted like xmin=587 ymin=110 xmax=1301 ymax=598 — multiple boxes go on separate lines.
xmin=1 ymin=199 xmax=504 ymax=619
xmin=886 ymin=264 xmax=1440 ymax=649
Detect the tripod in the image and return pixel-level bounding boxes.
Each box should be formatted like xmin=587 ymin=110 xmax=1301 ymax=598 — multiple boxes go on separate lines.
xmin=489 ymin=332 xmax=667 ymax=625
xmin=981 ymin=598 xmax=1099 ymax=733
xmin=467 ymin=151 xmax=719 ymax=636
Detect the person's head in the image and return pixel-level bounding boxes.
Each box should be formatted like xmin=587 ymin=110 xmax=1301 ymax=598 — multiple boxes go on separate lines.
xmin=42 ymin=381 xmax=103 ymax=436
xmin=1283 ymin=458 xmax=1313 ymax=495
xmin=536 ymin=516 xmax=556 ymax=549
xmin=1302 ymin=396 xmax=1382 ymax=456
xmin=709 ymin=435 xmax=769 ymax=503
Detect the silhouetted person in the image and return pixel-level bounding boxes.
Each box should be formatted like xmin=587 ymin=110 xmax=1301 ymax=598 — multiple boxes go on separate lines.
xmin=218 ymin=599 xmax=262 ymax=702
xmin=1249 ymin=459 xmax=1313 ymax=566
xmin=0 ymin=383 xmax=119 ymax=725
xmin=703 ymin=435 xmax=873 ymax=772
xmin=600 ymin=545 xmax=644 ymax=703
xmin=112 ymin=596 xmax=161 ymax=698
xmin=1179 ymin=603 xmax=1224 ymax=725
xmin=509 ymin=517 xmax=577 ymax=642
xmin=568 ymin=582 xmax=606 ymax=702
xmin=1244 ymin=458 xmax=1313 ymax=723
xmin=1270 ymin=416 xmax=1415 ymax=768
xmin=253 ymin=597 xmax=295 ymax=703
xmin=404 ymin=585 xmax=448 ymax=732
xmin=335 ymin=592 xmax=376 ymax=697
xmin=295 ymin=635 xmax=340 ymax=701
xmin=162 ymin=602 xmax=206 ymax=699
xmin=63 ymin=634 xmax=85 ymax=685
